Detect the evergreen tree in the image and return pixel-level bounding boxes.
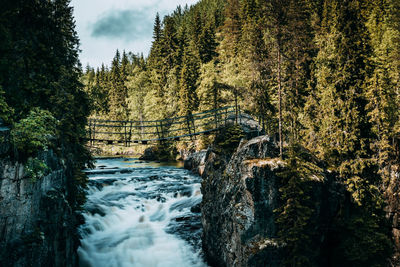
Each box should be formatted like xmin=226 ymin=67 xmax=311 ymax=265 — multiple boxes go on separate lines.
xmin=219 ymin=0 xmax=242 ymax=59
xmin=303 ymin=1 xmax=392 ymax=264
xmin=179 ymin=48 xmax=199 ymax=116
xmin=109 ymin=50 xmax=128 ymax=120
xmin=275 ymin=144 xmax=321 ymax=266
xmin=0 ymin=0 xmax=91 ymax=207
xmin=365 ymin=0 xmax=399 ymax=175
xmin=121 ymin=50 xmax=130 ymax=81
xmin=148 ymin=13 xmax=164 ymax=68
xmin=198 ymin=20 xmax=218 ymax=63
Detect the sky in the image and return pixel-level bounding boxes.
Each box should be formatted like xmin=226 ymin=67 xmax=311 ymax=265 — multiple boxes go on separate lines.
xmin=70 ymin=0 xmax=199 ymax=68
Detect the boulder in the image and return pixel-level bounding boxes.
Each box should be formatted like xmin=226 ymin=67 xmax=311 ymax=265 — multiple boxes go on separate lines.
xmin=139 ymin=147 xmax=158 ymax=161
xmin=184 ymin=149 xmax=207 ymax=176
xmin=226 ymin=112 xmax=263 ymax=139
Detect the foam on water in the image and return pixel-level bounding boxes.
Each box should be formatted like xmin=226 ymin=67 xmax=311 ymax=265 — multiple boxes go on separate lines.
xmin=78 ymin=158 xmax=207 ymax=267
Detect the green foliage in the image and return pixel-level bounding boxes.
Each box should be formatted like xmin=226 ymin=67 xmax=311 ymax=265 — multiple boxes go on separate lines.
xmin=214 ymin=125 xmax=244 ymax=154
xmin=24 ymin=157 xmax=49 ymax=182
xmin=179 ymin=48 xmax=200 ymax=116
xmin=0 ymin=86 xmax=13 ymax=124
xmin=0 ymin=0 xmax=93 ymax=215
xmin=332 ymin=210 xmax=393 ymax=267
xmin=275 ymin=144 xmax=322 ymax=266
xmin=11 ymin=108 xmax=58 ymax=156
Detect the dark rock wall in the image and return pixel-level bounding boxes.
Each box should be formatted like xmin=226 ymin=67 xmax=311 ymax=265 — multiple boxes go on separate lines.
xmin=200 ymin=136 xmax=345 ymax=267
xmin=385 ymin=167 xmax=400 ymax=266
xmin=0 ymin=150 xmax=79 ymax=267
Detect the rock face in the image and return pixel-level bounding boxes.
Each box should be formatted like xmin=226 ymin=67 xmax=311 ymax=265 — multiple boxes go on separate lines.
xmin=0 ymin=150 xmax=79 ymax=266
xmin=226 ymin=113 xmax=263 ymax=139
xmin=385 ymin=167 xmax=400 ymax=265
xmin=184 ymin=149 xmax=207 ymax=175
xmin=201 ymin=135 xmax=344 ymax=267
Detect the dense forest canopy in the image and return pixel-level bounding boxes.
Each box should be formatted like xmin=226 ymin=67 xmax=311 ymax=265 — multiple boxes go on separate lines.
xmin=83 ymin=0 xmax=400 ymax=265
xmin=0 ymin=0 xmax=91 ymax=207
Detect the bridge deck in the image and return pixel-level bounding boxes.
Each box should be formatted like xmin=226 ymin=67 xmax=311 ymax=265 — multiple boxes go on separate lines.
xmin=86 ymin=106 xmax=237 ymax=146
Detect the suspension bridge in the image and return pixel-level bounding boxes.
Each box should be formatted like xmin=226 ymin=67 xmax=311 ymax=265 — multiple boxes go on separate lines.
xmin=86 ymin=106 xmax=240 ymax=146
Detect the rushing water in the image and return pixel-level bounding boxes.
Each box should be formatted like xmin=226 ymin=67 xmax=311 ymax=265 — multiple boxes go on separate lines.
xmin=78 ymin=158 xmax=207 ymax=267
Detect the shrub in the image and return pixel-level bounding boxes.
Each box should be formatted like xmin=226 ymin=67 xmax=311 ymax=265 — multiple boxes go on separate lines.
xmin=11 ymin=108 xmax=58 ymax=156
xmin=0 ymin=86 xmax=13 ymax=124
xmin=25 ymin=157 xmax=49 ymax=182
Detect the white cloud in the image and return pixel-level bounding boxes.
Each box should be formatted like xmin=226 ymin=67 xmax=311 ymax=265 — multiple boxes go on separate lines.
xmin=71 ymin=0 xmax=198 ymax=68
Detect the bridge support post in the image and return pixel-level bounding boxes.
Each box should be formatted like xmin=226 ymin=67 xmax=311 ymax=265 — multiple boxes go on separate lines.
xmin=128 ymin=122 xmax=133 ymax=147
xmin=124 ymin=122 xmax=128 ymax=147
xmin=88 ymin=120 xmax=92 ymax=146
xmin=186 ymin=114 xmax=192 ymax=140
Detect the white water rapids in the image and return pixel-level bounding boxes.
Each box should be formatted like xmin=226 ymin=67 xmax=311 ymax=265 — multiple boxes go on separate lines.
xmin=78 ymin=158 xmax=207 ymax=267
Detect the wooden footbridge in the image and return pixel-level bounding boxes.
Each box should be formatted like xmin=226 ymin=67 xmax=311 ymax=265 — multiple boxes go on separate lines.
xmin=86 ymin=106 xmax=237 ymax=146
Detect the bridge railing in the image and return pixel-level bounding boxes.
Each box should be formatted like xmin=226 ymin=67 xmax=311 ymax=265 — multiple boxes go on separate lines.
xmin=87 ymin=106 xmax=236 ymax=145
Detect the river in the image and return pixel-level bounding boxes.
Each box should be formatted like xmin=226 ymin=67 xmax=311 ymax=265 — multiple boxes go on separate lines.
xmin=78 ymin=157 xmax=207 ymax=267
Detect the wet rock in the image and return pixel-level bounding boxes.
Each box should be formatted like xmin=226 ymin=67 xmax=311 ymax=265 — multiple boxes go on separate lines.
xmin=149 ymin=175 xmax=160 ymax=181
xmin=190 ymin=203 xmax=201 ymax=213
xmin=184 ymin=150 xmax=207 ymax=176
xmin=166 ymin=213 xmax=203 ymax=250
xmin=86 ymin=204 xmax=107 ymax=217
xmin=102 ymin=191 xmax=136 ymax=202
xmin=89 ymin=178 xmax=118 ymax=190
xmin=170 ymin=197 xmax=201 ymax=212
xmin=156 ymin=195 xmax=166 ymax=203
xmin=139 ymin=147 xmax=158 ymax=161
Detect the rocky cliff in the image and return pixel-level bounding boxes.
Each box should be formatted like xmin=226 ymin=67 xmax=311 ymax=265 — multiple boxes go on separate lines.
xmin=200 ymin=135 xmax=345 ymax=267
xmin=385 ymin=166 xmax=400 ymax=265
xmin=0 ymin=146 xmax=79 ymax=266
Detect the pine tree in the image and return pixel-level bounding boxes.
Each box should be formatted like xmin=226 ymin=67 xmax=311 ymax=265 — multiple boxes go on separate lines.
xmin=304 ymin=0 xmax=371 ymax=181
xmin=121 ymin=50 xmax=130 ymax=81
xmin=365 ymin=0 xmax=399 ymax=175
xmin=109 ymin=50 xmax=128 ymax=120
xmin=153 ymin=12 xmax=162 ymax=43
xmin=179 ymin=48 xmax=199 ymax=116
xmin=161 ymin=15 xmax=178 ymax=70
xmin=198 ymin=20 xmax=218 ymax=63
xmin=0 ymin=0 xmax=92 ymax=207
xmin=302 ymin=1 xmax=392 ymax=264
xmin=219 ymin=0 xmax=242 ymax=59
xmin=283 ymin=0 xmax=314 ymax=142
xmin=275 ymin=144 xmax=321 ymax=266
xmin=148 ymin=13 xmax=164 ymax=68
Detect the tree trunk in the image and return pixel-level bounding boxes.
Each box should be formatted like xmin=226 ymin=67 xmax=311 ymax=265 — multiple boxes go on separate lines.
xmin=278 ymin=48 xmax=283 ymax=158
